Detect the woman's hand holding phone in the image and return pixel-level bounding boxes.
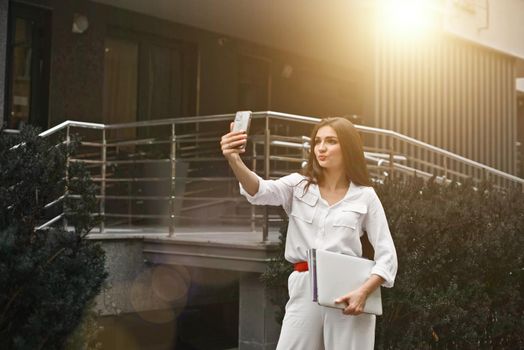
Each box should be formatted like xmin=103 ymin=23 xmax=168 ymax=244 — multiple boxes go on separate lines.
xmin=221 ymin=118 xmax=259 ymax=196
xmin=221 ymin=111 xmax=251 ymax=160
xmin=220 ymin=122 xmax=247 ymax=160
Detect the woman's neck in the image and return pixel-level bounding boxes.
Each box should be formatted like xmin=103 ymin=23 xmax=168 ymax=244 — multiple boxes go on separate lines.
xmin=319 ymin=169 xmax=348 ymax=191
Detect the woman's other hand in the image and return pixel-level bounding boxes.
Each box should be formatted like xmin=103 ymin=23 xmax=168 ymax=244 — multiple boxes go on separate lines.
xmin=220 ymin=122 xmax=247 ymax=161
xmin=334 ymin=288 xmax=368 ymax=316
xmin=334 ymin=274 xmax=384 ymax=316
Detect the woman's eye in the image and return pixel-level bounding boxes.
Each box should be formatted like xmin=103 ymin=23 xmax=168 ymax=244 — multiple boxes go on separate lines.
xmin=314 ymin=138 xmax=337 ymax=145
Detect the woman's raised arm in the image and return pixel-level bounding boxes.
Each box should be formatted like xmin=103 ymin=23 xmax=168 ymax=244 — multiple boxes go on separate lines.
xmin=220 ymin=124 xmax=259 ymax=196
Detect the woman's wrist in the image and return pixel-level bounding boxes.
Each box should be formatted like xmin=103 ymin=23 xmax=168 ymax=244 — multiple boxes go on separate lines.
xmin=226 ymin=153 xmax=241 ymax=164
xmin=359 ymin=274 xmax=385 ymax=297
xmin=357 ymin=285 xmax=372 ymax=297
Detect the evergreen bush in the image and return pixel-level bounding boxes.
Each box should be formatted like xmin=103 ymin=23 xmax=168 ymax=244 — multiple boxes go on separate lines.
xmin=262 ymin=176 xmax=524 ymax=349
xmin=0 ymin=126 xmax=107 ymax=349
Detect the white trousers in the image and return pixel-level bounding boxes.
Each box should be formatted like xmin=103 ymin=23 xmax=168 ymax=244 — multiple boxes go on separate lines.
xmin=276 ymin=271 xmax=376 ymax=350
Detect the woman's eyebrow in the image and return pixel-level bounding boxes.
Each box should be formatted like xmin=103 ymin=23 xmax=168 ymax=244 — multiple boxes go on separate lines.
xmin=314 ymin=137 xmax=337 ymax=145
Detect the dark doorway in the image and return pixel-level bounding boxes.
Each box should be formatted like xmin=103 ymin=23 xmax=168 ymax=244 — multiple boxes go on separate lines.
xmin=138 ymin=41 xmax=197 ymax=122
xmin=103 ymin=28 xmax=197 ymax=147
xmin=4 ymin=2 xmax=51 ymax=130
xmin=105 ymin=27 xmax=197 ymax=125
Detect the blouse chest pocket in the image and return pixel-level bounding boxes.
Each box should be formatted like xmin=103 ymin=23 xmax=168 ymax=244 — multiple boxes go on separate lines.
xmin=333 ymin=203 xmax=367 ymax=230
xmin=290 ymin=187 xmax=319 ymax=223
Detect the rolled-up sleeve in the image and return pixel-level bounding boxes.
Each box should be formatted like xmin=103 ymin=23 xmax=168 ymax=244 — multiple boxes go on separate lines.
xmin=363 ymin=192 xmax=398 ymax=288
xmin=239 ymin=172 xmax=303 ymax=214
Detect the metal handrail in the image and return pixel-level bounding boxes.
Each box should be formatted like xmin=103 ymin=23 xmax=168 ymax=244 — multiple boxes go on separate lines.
xmin=32 ymin=111 xmax=524 ymax=239
xmin=37 ymin=111 xmax=524 ymax=186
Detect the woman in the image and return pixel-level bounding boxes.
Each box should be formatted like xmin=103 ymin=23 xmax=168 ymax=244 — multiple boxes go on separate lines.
xmin=221 ymin=117 xmax=397 ymax=350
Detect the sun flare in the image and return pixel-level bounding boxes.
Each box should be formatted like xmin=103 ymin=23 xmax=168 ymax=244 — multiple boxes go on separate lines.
xmin=378 ymin=0 xmax=439 ymax=38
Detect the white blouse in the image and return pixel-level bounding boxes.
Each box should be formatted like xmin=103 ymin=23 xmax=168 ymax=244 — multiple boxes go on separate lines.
xmin=240 ymin=172 xmax=398 ymax=288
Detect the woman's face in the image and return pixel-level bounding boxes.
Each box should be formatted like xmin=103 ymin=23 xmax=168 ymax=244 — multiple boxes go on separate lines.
xmin=314 ymin=125 xmax=343 ymax=171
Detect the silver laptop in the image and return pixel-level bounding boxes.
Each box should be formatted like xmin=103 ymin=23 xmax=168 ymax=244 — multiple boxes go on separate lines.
xmin=307 ymin=249 xmax=382 ymax=316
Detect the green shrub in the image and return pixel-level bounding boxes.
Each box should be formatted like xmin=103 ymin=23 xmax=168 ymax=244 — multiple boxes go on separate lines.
xmin=262 ymin=176 xmax=524 ymax=349
xmin=0 ymin=126 xmax=107 ymax=349
xmin=260 ymin=220 xmax=293 ymax=325
xmin=375 ymin=176 xmax=523 ymax=350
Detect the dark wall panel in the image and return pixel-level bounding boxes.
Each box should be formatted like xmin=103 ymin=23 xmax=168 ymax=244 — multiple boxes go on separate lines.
xmin=47 ymin=0 xmax=105 ymax=125
xmin=0 ymin=0 xmax=9 ymax=124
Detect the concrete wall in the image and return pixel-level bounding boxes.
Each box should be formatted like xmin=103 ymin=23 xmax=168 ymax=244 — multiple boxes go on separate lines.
xmin=92 ymin=237 xmax=242 ymax=349
xmin=444 ymin=0 xmax=524 ymax=59
xmin=93 ymin=237 xmax=239 ymax=315
xmin=91 ymin=238 xmax=181 ymax=349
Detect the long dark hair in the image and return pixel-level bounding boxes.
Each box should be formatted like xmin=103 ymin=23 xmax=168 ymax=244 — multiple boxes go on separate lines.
xmin=302 ymin=117 xmax=372 ymax=189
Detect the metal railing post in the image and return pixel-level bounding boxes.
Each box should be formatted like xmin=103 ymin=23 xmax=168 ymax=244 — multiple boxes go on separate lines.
xmin=388 ymin=137 xmax=394 ymax=176
xmin=100 ymin=128 xmax=107 ymax=233
xmin=302 ymin=136 xmax=309 ymax=167
xmin=63 ymin=126 xmax=70 ymax=231
xmin=443 ymin=156 xmax=448 ymax=179
xmin=251 ymin=137 xmax=257 ymax=233
xmin=263 ymin=116 xmax=270 ymax=242
xmin=169 ymin=123 xmax=176 ymax=236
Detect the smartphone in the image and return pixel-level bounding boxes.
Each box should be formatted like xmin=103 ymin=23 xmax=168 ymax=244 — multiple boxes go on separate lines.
xmin=232 ymin=110 xmax=252 ymax=134
xmin=231 ymin=111 xmax=251 ymax=149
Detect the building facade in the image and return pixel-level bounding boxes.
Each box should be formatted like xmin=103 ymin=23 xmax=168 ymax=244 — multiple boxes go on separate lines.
xmin=1 ymin=1 xmax=523 ymax=348
xmin=2 ymin=0 xmax=523 ymax=177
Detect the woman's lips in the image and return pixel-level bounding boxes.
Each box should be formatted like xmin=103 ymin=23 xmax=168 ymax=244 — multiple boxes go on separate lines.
xmin=318 ymin=155 xmax=327 ymax=161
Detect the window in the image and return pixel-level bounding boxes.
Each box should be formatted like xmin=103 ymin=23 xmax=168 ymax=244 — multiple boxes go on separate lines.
xmin=5 ymin=3 xmax=51 ymax=130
